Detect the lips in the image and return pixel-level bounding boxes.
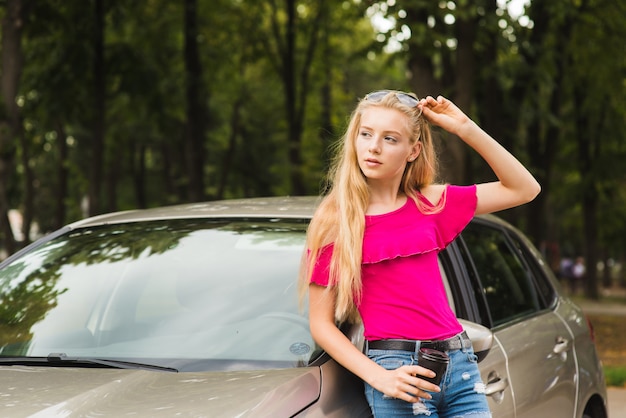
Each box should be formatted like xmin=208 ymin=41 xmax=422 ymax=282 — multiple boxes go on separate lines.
xmin=364 ymin=158 xmax=381 ymax=166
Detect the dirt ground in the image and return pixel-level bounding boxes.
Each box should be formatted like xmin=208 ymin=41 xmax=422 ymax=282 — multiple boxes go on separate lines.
xmin=586 ymin=314 xmax=626 ymax=368
xmin=575 ymin=285 xmax=626 ymax=369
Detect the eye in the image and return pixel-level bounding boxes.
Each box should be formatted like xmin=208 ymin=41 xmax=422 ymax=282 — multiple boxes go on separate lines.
xmin=384 ymin=135 xmax=398 ymax=143
xmin=359 ymin=130 xmax=372 ymax=138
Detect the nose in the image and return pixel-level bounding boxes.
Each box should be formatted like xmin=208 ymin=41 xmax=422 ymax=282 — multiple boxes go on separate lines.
xmin=369 ymin=137 xmax=381 ymax=154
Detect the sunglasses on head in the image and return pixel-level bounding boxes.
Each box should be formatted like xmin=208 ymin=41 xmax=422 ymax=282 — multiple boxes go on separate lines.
xmin=364 ymin=90 xmax=422 ymax=117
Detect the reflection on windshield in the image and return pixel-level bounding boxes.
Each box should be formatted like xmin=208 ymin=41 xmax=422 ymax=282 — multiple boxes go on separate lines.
xmin=0 ymin=219 xmax=315 ymax=370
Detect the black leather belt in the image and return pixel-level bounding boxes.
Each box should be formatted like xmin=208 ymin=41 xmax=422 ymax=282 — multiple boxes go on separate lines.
xmin=367 ymin=331 xmax=471 ymax=352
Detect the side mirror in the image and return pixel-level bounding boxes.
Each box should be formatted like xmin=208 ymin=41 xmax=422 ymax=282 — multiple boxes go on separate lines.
xmin=457 ymin=318 xmax=493 ymax=363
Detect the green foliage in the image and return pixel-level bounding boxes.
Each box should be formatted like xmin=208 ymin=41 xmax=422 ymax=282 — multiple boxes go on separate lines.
xmin=604 ymin=366 xmax=626 ymax=387
xmin=0 ymin=0 xmax=624 ymax=271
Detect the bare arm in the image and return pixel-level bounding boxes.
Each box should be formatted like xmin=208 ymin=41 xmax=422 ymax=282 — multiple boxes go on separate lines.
xmin=419 ymin=96 xmax=541 ymax=215
xmin=308 ymin=283 xmax=440 ymax=402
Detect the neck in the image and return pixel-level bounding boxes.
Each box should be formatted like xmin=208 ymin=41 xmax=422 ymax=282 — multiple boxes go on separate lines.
xmin=366 ymin=190 xmax=406 ymax=215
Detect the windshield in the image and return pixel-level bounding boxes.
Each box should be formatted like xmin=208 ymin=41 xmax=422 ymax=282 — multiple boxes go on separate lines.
xmin=0 ymin=218 xmax=317 ymax=371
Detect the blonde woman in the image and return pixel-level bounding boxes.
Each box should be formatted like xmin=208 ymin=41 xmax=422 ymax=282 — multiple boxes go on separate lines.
xmin=300 ymin=90 xmax=540 ymax=417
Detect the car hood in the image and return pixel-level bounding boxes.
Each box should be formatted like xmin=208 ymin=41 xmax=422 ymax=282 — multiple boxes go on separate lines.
xmin=0 ymin=366 xmax=321 ymax=417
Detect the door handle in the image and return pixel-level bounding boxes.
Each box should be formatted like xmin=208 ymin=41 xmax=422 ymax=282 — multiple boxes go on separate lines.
xmin=553 ymin=336 xmax=570 ymax=354
xmin=485 ymin=376 xmax=509 ymax=396
xmin=485 ymin=372 xmax=509 ymax=403
xmin=552 ymin=336 xmax=571 ymax=361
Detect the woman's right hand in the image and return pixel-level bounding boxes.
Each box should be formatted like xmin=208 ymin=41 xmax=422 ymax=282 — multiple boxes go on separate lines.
xmin=371 ymin=364 xmax=441 ymax=403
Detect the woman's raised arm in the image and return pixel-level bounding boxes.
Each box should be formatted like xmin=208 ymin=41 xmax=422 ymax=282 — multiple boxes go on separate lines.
xmin=419 ymin=95 xmax=540 ymax=215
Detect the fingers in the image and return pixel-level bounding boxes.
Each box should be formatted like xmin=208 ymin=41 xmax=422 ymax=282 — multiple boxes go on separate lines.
xmin=417 ymin=96 xmax=448 ymax=120
xmin=417 ymin=98 xmax=446 ymax=126
xmin=383 ymin=365 xmax=440 ymax=402
xmin=405 ymin=365 xmax=441 ymax=393
xmin=389 ymin=383 xmax=432 ymax=403
xmin=417 ymin=95 xmax=470 ymax=135
xmin=419 ymin=95 xmax=446 ymax=107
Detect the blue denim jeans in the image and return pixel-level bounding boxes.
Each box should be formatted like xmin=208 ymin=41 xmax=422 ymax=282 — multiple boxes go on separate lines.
xmin=365 ymin=339 xmax=492 ymax=417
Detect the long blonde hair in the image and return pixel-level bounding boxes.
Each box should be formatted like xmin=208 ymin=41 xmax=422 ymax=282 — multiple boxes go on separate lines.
xmin=299 ymin=91 xmax=440 ymax=323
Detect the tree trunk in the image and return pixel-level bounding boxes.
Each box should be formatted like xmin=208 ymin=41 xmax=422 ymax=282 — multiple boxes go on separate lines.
xmin=404 ymin=3 xmax=441 ymax=97
xmin=89 ymin=0 xmax=105 ymax=216
xmin=0 ymin=0 xmax=24 ymax=255
xmin=55 ymin=121 xmax=69 ymax=229
xmin=281 ymin=0 xmax=309 ymax=195
xmin=105 ymin=142 xmax=118 ymax=213
xmin=217 ymin=95 xmax=243 ymax=200
xmin=184 ymin=0 xmax=207 ymax=202
xmin=319 ymin=20 xmax=333 ymax=175
xmin=619 ymin=257 xmax=626 ymax=289
xmin=19 ymin=118 xmax=33 ymax=245
xmin=480 ymin=1 xmax=503 ymax=145
xmin=601 ymin=249 xmax=612 ymax=289
xmin=131 ymin=143 xmax=147 ymax=209
xmin=160 ymin=142 xmax=178 ymax=200
xmin=269 ymin=0 xmax=324 ymax=195
xmin=582 ymin=189 xmax=599 ymax=299
xmin=575 ymin=87 xmax=599 ymax=300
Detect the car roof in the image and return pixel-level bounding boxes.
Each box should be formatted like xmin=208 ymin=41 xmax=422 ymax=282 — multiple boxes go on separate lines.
xmin=67 ymin=196 xmax=324 ymax=228
xmin=67 ymin=195 xmax=510 ymax=232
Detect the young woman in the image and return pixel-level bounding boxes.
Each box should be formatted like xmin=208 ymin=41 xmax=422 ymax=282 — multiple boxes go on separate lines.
xmin=299 ymin=90 xmax=540 ymax=417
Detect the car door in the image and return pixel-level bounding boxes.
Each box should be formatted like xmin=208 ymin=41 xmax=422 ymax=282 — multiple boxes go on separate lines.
xmin=459 ymin=219 xmax=577 ymax=417
xmin=473 ymin=334 xmax=515 ymax=418
xmin=439 ymin=247 xmax=515 ymax=417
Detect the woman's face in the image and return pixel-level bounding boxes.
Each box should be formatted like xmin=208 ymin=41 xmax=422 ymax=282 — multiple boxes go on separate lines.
xmin=355 ymin=106 xmax=420 ymax=185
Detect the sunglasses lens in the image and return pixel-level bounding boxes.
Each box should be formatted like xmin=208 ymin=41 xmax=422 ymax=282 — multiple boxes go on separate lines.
xmin=365 ymin=90 xmax=390 ymax=102
xmin=365 ymin=91 xmax=419 ymax=109
xmin=396 ymin=93 xmax=419 ymax=107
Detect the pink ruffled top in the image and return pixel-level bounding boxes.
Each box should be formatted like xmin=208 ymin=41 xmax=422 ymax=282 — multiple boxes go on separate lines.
xmin=310 ymin=184 xmax=477 ymax=341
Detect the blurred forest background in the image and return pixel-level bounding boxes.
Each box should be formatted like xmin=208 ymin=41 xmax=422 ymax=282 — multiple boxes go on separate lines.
xmin=0 ymin=0 xmax=625 ymax=298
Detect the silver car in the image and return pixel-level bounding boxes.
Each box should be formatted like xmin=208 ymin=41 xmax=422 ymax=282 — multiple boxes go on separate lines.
xmin=0 ymin=197 xmax=607 ymax=417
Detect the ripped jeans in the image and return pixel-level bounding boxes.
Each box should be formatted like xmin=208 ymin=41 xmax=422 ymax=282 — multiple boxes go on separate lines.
xmin=365 ymin=342 xmax=492 ymax=417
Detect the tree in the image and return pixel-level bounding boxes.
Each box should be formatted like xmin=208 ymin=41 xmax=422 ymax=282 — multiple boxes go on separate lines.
xmin=0 ymin=0 xmax=624 ymax=275
xmin=184 ymin=0 xmax=207 ymax=202
xmin=88 ymin=0 xmax=106 ymax=216
xmin=566 ymin=0 xmax=626 ymax=298
xmin=0 ymin=0 xmax=25 ymax=254
xmin=258 ymin=0 xmax=326 ymax=195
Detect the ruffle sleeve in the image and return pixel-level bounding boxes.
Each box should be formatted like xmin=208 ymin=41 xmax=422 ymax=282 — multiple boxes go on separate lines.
xmin=309 ymin=244 xmax=334 ymax=287
xmin=434 ymin=184 xmax=477 ymax=246
xmin=362 ymin=184 xmax=476 ymax=264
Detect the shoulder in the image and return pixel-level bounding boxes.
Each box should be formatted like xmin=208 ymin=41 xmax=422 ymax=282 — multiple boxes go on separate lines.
xmin=418 ymin=184 xmax=447 ymax=206
xmin=417 ymin=184 xmax=477 ymax=214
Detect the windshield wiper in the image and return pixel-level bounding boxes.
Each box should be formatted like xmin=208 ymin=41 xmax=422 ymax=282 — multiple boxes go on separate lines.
xmin=0 ymin=353 xmax=178 ymax=372
xmin=45 ymin=353 xmax=178 ymax=372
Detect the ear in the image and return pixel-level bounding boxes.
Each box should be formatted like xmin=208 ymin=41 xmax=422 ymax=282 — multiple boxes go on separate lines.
xmin=408 ymin=142 xmax=422 ymax=162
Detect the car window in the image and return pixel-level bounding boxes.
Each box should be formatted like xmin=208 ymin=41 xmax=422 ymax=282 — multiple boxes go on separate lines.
xmin=439 ymin=243 xmax=490 ymax=325
xmin=460 ymin=222 xmax=540 ymax=327
xmin=0 ymin=219 xmax=315 ymax=371
xmin=507 ymin=232 xmax=557 ymax=308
